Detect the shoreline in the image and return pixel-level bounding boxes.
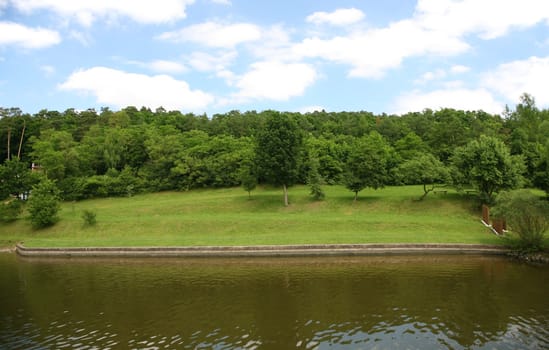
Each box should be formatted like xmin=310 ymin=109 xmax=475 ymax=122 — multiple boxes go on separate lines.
xmin=15 ymin=243 xmax=509 ymax=258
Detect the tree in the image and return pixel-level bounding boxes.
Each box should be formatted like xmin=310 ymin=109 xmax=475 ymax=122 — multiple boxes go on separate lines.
xmin=451 ymin=135 xmax=524 ymax=204
xmin=141 ymin=126 xmax=185 ymax=191
xmin=505 ymin=93 xmax=547 ymax=187
xmin=307 ymin=156 xmax=325 ymax=201
xmin=0 ymin=159 xmax=34 ymax=222
xmin=0 ymin=159 xmax=34 ymax=199
xmin=28 ymin=178 xmax=61 ymax=228
xmin=397 ymin=153 xmax=449 ymax=200
xmin=306 ymin=135 xmax=348 ymax=184
xmin=344 ymin=131 xmax=393 ymax=201
xmin=239 ymin=158 xmax=257 ymax=198
xmin=534 ymin=139 xmax=549 ymax=197
xmin=493 ymin=190 xmax=549 ymax=251
xmin=29 ymin=130 xmax=81 ymax=181
xmin=256 ymin=112 xmax=303 ymax=206
xmin=394 ymin=132 xmax=428 ymax=161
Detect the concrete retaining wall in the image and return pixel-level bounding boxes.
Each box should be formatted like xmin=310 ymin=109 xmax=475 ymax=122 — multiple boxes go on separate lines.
xmin=16 ymin=243 xmax=509 ymax=258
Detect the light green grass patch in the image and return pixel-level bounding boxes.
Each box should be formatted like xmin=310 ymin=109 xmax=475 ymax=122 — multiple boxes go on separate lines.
xmin=0 ymin=185 xmax=503 ymax=248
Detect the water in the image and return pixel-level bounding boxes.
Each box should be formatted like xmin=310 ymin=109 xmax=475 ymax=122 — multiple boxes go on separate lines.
xmin=0 ymin=253 xmax=548 ymax=349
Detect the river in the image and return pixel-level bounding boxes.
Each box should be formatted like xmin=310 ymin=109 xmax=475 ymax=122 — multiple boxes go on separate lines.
xmin=0 ymin=253 xmax=548 ymax=349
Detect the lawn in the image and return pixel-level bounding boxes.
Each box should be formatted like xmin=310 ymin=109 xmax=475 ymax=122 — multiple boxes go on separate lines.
xmin=0 ymin=185 xmax=504 ymax=248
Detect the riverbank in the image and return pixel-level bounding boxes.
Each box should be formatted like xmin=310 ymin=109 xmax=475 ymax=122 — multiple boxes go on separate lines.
xmin=16 ymin=243 xmax=509 ymax=258
xmin=506 ymin=250 xmax=549 ymax=264
xmin=1 ymin=185 xmax=506 ymax=249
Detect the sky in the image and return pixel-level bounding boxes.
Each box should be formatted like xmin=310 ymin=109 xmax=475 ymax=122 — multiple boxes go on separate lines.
xmin=1 ymin=0 xmax=549 ymax=117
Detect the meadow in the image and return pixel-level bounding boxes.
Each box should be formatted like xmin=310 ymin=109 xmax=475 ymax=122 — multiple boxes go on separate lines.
xmin=1 ymin=185 xmax=503 ymax=248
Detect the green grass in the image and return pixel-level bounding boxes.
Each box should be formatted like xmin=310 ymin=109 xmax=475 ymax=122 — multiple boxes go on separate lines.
xmin=0 ymin=185 xmax=505 ymax=248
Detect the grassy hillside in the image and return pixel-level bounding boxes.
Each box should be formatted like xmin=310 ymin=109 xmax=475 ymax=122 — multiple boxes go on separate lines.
xmin=0 ymin=185 xmax=503 ymax=248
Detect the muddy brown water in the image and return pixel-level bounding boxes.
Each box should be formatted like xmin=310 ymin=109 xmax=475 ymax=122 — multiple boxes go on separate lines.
xmin=0 ymin=253 xmax=548 ymax=349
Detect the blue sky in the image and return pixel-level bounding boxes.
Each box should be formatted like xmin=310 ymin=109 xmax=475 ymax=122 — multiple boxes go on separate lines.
xmin=1 ymin=0 xmax=549 ymax=116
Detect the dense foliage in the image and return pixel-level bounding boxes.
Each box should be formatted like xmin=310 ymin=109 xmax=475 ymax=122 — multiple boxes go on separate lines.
xmin=1 ymin=93 xmax=548 ymax=210
xmin=493 ymin=190 xmax=549 ymax=251
xmin=27 ymin=178 xmax=61 ymax=228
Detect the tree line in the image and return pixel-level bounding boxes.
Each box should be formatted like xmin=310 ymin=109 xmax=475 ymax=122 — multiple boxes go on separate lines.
xmin=1 ymin=93 xmax=548 ymax=216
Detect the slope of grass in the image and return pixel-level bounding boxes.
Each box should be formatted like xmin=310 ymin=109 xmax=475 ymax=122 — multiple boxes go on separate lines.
xmin=0 ymin=185 xmax=503 ymax=248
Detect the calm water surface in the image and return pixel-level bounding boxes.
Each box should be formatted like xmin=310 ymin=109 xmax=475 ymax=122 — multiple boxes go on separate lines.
xmin=0 ymin=253 xmax=548 ymax=349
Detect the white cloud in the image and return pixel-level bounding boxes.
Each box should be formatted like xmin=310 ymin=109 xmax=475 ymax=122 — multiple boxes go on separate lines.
xmin=122 ymin=58 xmax=188 ymax=74
xmin=148 ymin=60 xmax=187 ymax=74
xmin=414 ymin=69 xmax=446 ymax=84
xmin=233 ymin=61 xmax=317 ymax=101
xmin=0 ymin=21 xmax=60 ymax=49
xmin=306 ymin=8 xmax=365 ymax=26
xmin=293 ymin=0 xmax=549 ymax=79
xmin=186 ymin=50 xmax=237 ymax=83
xmin=416 ymin=0 xmax=549 ymax=40
xmin=294 ymin=19 xmax=469 ymax=78
xmin=392 ymin=88 xmax=503 ymax=115
xmin=186 ymin=50 xmax=237 ymax=72
xmin=248 ymin=25 xmax=294 ymax=62
xmin=11 ymin=0 xmax=194 ymax=26
xmin=450 ymin=65 xmax=470 ymax=74
xmin=158 ymin=21 xmax=261 ymax=48
xmin=59 ymin=67 xmax=214 ymax=111
xmin=482 ymin=56 xmax=549 ymax=106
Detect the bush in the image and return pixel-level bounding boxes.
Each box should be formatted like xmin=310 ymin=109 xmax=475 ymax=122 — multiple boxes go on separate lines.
xmin=493 ymin=190 xmax=549 ymax=251
xmin=81 ymin=209 xmax=97 ymax=226
xmin=28 ymin=178 xmax=61 ymax=229
xmin=0 ymin=198 xmax=24 ymax=222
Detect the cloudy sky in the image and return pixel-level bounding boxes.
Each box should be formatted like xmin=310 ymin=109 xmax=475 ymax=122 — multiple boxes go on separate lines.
xmin=1 ymin=0 xmax=549 ymax=116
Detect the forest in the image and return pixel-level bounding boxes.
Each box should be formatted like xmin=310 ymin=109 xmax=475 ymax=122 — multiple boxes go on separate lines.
xmin=1 ymin=93 xmax=548 ymax=211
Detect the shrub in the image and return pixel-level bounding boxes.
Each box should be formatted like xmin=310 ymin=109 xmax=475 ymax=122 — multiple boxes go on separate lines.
xmin=0 ymin=198 xmax=23 ymax=222
xmin=493 ymin=190 xmax=549 ymax=251
xmin=28 ymin=178 xmax=61 ymax=229
xmin=81 ymin=209 xmax=97 ymax=226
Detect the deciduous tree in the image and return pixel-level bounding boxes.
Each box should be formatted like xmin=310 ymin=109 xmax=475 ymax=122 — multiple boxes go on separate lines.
xmin=256 ymin=112 xmax=303 ymax=206
xmin=344 ymin=131 xmax=393 ymax=201
xmin=451 ymin=135 xmax=524 ymax=204
xmin=398 ymin=153 xmax=448 ymax=200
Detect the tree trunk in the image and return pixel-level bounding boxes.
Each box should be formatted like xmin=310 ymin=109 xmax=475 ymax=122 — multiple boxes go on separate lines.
xmin=420 ymin=183 xmax=434 ymax=201
xmin=283 ymin=184 xmax=288 ymax=206
xmin=17 ymin=121 xmax=26 ymax=160
xmin=354 ymin=191 xmax=358 ymax=202
xmin=7 ymin=127 xmax=11 ymax=161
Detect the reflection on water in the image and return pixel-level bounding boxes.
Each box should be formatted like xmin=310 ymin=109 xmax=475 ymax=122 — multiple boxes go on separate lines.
xmin=0 ymin=254 xmax=548 ymax=349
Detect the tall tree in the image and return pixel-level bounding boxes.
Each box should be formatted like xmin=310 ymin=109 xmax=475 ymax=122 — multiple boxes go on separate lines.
xmin=344 ymin=131 xmax=393 ymax=201
xmin=256 ymin=111 xmax=303 ymax=206
xmin=29 ymin=130 xmax=80 ymax=181
xmin=451 ymin=135 xmax=524 ymax=204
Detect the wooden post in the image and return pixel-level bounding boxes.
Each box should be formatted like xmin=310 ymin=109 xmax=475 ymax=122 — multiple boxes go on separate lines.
xmin=482 ymin=205 xmax=490 ymax=225
xmin=493 ymin=218 xmax=504 ymax=235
